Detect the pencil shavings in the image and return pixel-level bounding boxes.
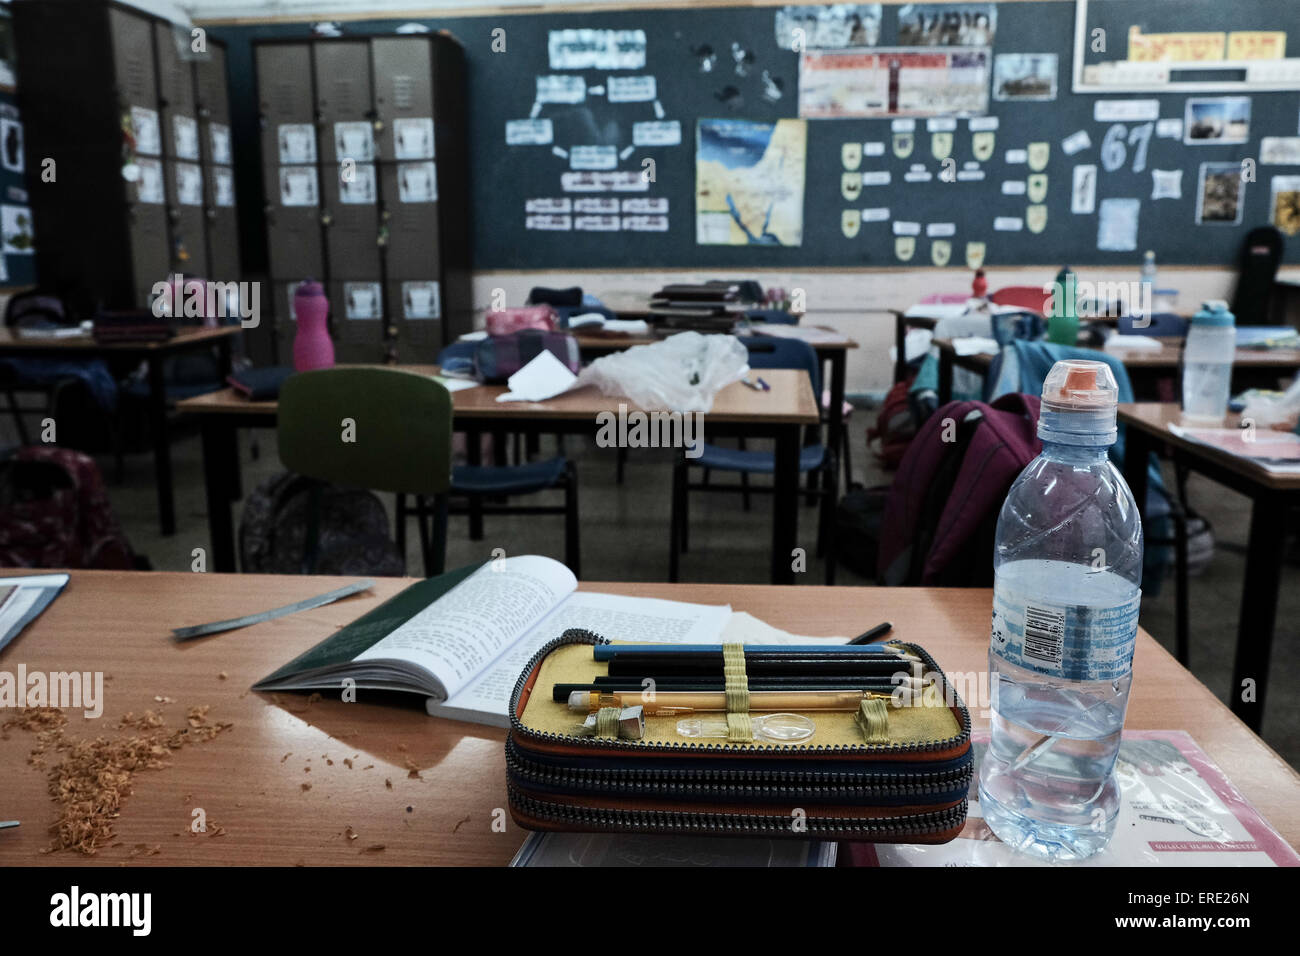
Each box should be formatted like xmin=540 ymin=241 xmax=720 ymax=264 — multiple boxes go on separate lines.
xmin=3 ymin=704 xmax=232 ymax=856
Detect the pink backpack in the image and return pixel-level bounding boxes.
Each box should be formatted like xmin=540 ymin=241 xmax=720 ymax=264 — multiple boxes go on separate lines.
xmin=485 ymin=306 xmax=557 ymax=336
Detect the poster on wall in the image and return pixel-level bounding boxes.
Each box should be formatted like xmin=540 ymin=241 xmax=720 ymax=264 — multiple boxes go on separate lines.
xmin=897 ymin=4 xmax=996 ymax=47
xmin=0 ymin=111 xmax=22 ymax=174
xmin=1184 ymin=98 xmax=1251 ymax=145
xmin=799 ymin=48 xmax=990 ymax=118
xmin=1270 ymin=176 xmax=1300 ymax=235
xmin=992 ymin=54 xmax=1057 ymax=101
xmin=773 ymin=4 xmax=882 ymax=51
xmin=1197 ymin=162 xmax=1246 ymax=225
xmin=695 ymin=118 xmax=806 ymax=246
xmin=1 ymin=204 xmax=33 ymax=255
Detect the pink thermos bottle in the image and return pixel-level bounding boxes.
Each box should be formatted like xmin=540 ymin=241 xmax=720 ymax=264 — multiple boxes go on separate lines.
xmin=292 ymin=280 xmax=334 ymax=372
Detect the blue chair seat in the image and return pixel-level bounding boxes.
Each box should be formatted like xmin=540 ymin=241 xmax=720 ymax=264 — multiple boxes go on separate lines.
xmin=691 ymin=443 xmax=826 ymax=474
xmin=451 ymin=456 xmax=567 ymax=495
xmin=124 ymin=379 xmax=226 ymax=401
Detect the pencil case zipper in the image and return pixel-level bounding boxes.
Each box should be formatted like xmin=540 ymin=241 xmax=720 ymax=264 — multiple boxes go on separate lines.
xmin=509 ymin=784 xmax=969 ymax=838
xmin=508 ymin=628 xmax=973 ymax=759
xmin=506 ymin=736 xmax=972 ymax=805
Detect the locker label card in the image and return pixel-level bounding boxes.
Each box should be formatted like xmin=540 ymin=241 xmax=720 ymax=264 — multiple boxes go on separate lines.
xmin=278 ymin=124 xmax=317 ymax=164
xmin=402 ymin=281 xmax=441 ymax=320
xmin=393 ymin=117 xmax=435 ymax=160
xmin=398 ymin=161 xmax=438 ymax=203
xmin=209 ymin=123 xmax=232 ymax=165
xmin=344 ymin=282 xmax=383 ymax=319
xmin=279 ymin=166 xmax=319 ymax=206
xmin=131 ymin=107 xmax=161 ymax=156
xmin=136 ymin=158 xmax=165 ymax=204
xmin=334 ymin=121 xmax=375 ymax=162
xmin=339 ymin=163 xmax=377 ymax=204
xmin=213 ymin=167 xmax=235 ymax=208
xmin=175 ymin=163 xmax=204 ymax=206
xmin=173 ymin=115 xmax=200 ymax=161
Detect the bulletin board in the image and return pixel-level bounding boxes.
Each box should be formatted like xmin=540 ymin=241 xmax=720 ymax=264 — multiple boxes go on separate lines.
xmin=0 ymin=5 xmax=35 ymax=288
xmin=209 ymin=0 xmax=1300 ymax=271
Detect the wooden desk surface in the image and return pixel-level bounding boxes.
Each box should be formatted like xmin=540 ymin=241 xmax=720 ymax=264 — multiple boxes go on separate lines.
xmin=177 ymin=367 xmax=820 ymax=426
xmin=0 ymin=324 xmax=241 ymax=352
xmin=1 ymin=571 xmax=1295 ymax=865
xmin=1118 ymin=402 xmax=1300 ymax=492
xmin=934 ymin=336 xmax=1300 ymax=370
xmin=577 ymin=326 xmax=858 ymax=351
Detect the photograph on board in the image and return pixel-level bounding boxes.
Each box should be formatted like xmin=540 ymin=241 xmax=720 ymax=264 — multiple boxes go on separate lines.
xmin=1197 ymin=162 xmax=1246 ymax=225
xmin=1270 ymin=176 xmax=1300 ymax=236
xmin=1185 ymin=97 xmax=1252 ymax=145
xmin=992 ymin=53 xmax=1057 ymax=101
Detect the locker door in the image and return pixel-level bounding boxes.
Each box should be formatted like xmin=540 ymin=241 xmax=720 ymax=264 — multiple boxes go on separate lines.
xmin=264 ymin=163 xmax=324 ymax=279
xmin=256 ymin=44 xmax=317 ymax=171
xmin=371 ymin=38 xmax=434 ymax=162
xmin=380 ymin=162 xmax=440 ymax=277
xmin=196 ymin=45 xmax=233 ymax=167
xmin=387 ymin=279 xmax=443 ymax=360
xmin=205 ymin=166 xmax=240 ymax=281
xmin=168 ymin=160 xmax=208 ymax=276
xmin=314 ymin=42 xmax=374 ymax=165
xmin=272 ymin=280 xmax=301 ymax=362
xmin=156 ymin=23 xmax=199 ymax=163
xmin=127 ymin=203 xmax=171 ymax=311
xmin=329 ymin=279 xmax=385 ymax=363
xmin=109 ymin=8 xmax=155 ymax=106
xmin=320 ymin=161 xmax=382 ymax=278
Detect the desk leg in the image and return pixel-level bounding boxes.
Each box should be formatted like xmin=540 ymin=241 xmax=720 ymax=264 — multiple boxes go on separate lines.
xmin=215 ymin=337 xmax=241 ymax=500
xmin=201 ymin=419 xmax=237 ymax=573
xmin=1231 ymin=490 xmax=1287 ymax=733
xmin=772 ymin=423 xmax=800 ymax=585
xmin=937 ymin=348 xmax=954 ymax=406
xmin=828 ymin=350 xmax=847 ymax=489
xmin=893 ymin=311 xmax=907 ymax=385
xmin=1122 ymin=427 xmax=1151 ymax=524
xmin=466 ymin=427 xmax=483 ymax=540
xmin=148 ymin=354 xmax=175 ymax=536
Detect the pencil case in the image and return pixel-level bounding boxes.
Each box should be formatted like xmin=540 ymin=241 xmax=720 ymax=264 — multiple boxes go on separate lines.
xmin=505 ymin=630 xmax=972 ymax=843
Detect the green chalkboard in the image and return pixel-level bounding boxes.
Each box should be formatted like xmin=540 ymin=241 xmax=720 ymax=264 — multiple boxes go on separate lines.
xmin=210 ymin=0 xmax=1300 ymax=272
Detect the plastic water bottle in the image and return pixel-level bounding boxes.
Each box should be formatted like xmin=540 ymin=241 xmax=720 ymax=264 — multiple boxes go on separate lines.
xmin=1182 ymin=301 xmax=1235 ymax=422
xmin=979 ymin=360 xmax=1143 ymax=861
xmin=1136 ymin=251 xmax=1157 ymax=323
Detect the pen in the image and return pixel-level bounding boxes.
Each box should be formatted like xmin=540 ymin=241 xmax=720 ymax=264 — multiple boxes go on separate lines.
xmin=568 ymin=689 xmax=902 ymax=715
xmin=742 ymin=377 xmax=763 ymax=391
xmin=848 ymin=622 xmax=894 ymax=645
xmin=756 ymin=376 xmax=771 ymax=391
xmin=606 ymin=656 xmax=916 ymax=678
xmin=553 ymin=675 xmax=930 ymax=701
xmin=0 ymin=821 xmax=19 ymax=830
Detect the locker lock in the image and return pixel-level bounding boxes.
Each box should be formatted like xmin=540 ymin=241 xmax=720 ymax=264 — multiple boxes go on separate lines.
xmin=205 ymin=208 xmax=217 ymax=222
xmin=167 ymin=207 xmax=180 ymax=223
xmin=372 ymin=119 xmax=384 ymax=133
xmin=320 ymin=211 xmax=333 ymax=226
xmin=386 ymin=325 xmax=399 ymax=339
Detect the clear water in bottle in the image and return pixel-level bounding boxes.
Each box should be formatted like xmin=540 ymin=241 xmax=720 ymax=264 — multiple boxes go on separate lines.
xmin=978 ymin=360 xmax=1143 ymax=861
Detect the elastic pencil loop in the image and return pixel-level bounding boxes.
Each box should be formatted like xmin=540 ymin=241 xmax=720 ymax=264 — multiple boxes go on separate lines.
xmin=722 ymin=643 xmax=753 ymax=743
xmin=595 ymin=706 xmax=622 ymax=738
xmin=855 ymin=698 xmax=890 ymax=744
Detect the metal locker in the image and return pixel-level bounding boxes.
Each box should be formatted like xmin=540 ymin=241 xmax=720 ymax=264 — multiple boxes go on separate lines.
xmin=371 ymin=38 xmax=434 ymax=162
xmin=379 ymin=162 xmax=440 ymax=277
xmin=195 ymin=45 xmax=233 ymax=167
xmin=205 ymin=166 xmax=240 ymax=282
xmin=126 ymin=202 xmax=171 ymax=310
xmin=109 ymin=8 xmax=155 ymax=106
xmin=272 ymin=279 xmax=302 ymax=361
xmin=167 ymin=160 xmax=208 ymax=276
xmin=256 ymin=44 xmax=317 ymax=172
xmin=314 ymin=42 xmax=374 ymax=165
xmin=328 ymin=279 xmax=386 ymax=362
xmin=386 ymin=279 xmax=443 ymax=358
xmin=155 ymin=23 xmax=198 ymax=163
xmin=320 ymin=161 xmax=382 ymax=278
xmin=263 ymin=158 xmax=324 ymax=278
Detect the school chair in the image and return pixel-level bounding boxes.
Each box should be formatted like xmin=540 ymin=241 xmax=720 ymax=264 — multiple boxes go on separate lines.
xmin=669 ymin=336 xmax=837 ymax=584
xmin=278 ymin=366 xmax=579 ymax=578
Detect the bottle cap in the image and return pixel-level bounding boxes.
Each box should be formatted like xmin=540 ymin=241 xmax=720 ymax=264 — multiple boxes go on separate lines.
xmin=1192 ymin=300 xmax=1234 ymax=327
xmin=1038 ymin=359 xmax=1119 ymax=445
xmin=295 ymin=279 xmax=325 ymax=297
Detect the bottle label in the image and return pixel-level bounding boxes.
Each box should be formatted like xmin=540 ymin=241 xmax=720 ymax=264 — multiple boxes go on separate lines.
xmin=991 ymin=588 xmax=1139 ymax=681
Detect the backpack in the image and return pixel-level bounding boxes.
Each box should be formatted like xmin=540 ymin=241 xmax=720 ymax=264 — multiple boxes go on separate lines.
xmin=0 ymin=446 xmax=136 ymax=569
xmin=239 ymin=472 xmax=405 ymax=576
xmin=878 ymin=393 xmax=1042 ymax=586
xmin=834 ymin=484 xmax=891 ymax=579
xmin=473 ymin=329 xmax=579 ymax=384
xmin=866 ymin=376 xmax=918 ymax=469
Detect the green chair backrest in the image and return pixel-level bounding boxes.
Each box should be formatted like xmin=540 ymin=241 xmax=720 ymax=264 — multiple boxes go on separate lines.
xmin=278 ymin=366 xmax=453 ymax=496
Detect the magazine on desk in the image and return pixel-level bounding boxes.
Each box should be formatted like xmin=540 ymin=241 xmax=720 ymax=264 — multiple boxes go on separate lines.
xmin=254 ymin=556 xmax=736 ymax=727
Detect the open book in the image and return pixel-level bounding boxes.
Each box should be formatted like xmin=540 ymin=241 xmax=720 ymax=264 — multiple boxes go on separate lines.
xmin=253 ymin=556 xmax=731 ymax=727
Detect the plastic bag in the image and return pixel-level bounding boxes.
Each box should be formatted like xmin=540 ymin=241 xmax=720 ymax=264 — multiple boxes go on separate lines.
xmin=576 ymin=331 xmax=750 ymax=413
xmin=1238 ymin=378 xmax=1300 ymax=432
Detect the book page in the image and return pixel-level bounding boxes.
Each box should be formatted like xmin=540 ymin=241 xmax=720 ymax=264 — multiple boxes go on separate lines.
xmin=440 ymin=592 xmax=731 ymax=718
xmin=354 ymin=555 xmax=576 ymax=699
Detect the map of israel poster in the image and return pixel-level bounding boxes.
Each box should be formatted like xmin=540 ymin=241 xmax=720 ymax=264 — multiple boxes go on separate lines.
xmin=695 ymin=118 xmax=807 ymax=246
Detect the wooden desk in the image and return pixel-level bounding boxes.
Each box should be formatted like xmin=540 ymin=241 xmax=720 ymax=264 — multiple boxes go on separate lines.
xmin=1119 ymin=403 xmax=1300 ymax=733
xmin=1 ymin=570 xmax=1294 ymax=865
xmin=933 ymin=336 xmax=1300 ymax=404
xmin=578 ymin=325 xmax=858 ymax=490
xmin=0 ymin=324 xmax=242 ymax=536
xmin=177 ymin=368 xmax=819 ymax=584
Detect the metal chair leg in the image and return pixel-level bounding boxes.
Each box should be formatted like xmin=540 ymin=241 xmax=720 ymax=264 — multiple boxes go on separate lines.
xmin=429 ymin=494 xmax=448 ymax=577
xmin=1174 ymin=511 xmax=1190 ymax=666
xmin=669 ymin=459 xmax=685 ymax=581
xmin=395 ymin=492 xmax=407 ymax=559
xmin=416 ymin=495 xmax=432 ymax=574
